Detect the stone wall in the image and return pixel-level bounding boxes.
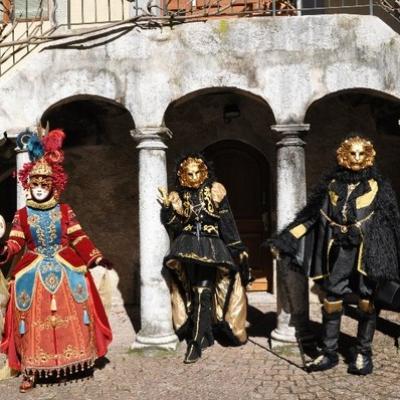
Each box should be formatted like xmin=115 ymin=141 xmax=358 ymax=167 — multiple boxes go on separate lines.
xmin=2 ymin=14 xmax=400 ymax=308
xmin=1 ymin=15 xmax=400 ymax=130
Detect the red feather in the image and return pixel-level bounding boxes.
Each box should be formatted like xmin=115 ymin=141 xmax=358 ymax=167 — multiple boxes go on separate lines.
xmin=42 ymin=129 xmax=65 ymax=152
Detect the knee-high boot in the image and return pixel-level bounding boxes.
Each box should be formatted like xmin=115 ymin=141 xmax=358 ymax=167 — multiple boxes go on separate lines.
xmin=184 ymin=286 xmax=213 ymax=364
xmin=348 ymin=300 xmax=376 ymax=375
xmin=307 ymin=305 xmax=342 ymax=372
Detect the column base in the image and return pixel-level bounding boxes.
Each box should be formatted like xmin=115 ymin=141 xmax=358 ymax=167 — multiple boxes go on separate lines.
xmin=131 ymin=332 xmax=179 ymax=352
xmin=270 ymin=326 xmax=297 ymax=346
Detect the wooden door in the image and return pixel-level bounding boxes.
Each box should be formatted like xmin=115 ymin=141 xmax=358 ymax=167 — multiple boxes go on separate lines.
xmin=204 ymin=140 xmax=273 ymax=292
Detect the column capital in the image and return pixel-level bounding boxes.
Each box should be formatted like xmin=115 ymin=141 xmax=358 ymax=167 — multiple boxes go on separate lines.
xmin=271 ymin=123 xmax=310 ymax=148
xmin=131 ymin=127 xmax=172 ymax=150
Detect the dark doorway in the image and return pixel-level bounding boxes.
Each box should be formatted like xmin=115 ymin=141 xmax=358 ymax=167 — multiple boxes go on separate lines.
xmin=204 ymin=140 xmax=273 ymax=292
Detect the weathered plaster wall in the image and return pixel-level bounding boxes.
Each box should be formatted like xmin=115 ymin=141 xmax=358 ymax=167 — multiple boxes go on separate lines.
xmin=2 ymin=14 xmax=400 ymax=308
xmin=1 ymin=15 xmax=400 ymax=130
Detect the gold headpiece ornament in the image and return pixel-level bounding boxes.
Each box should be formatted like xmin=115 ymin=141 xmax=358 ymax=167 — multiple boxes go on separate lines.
xmin=30 ymin=158 xmax=53 ymax=177
xmin=336 ymin=136 xmax=376 ymax=171
xmin=178 ymin=157 xmax=208 ymax=188
xmin=36 ymin=120 xmax=49 ymax=139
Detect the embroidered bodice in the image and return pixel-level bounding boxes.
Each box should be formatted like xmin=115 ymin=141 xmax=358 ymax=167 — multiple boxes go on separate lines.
xmin=27 ymin=205 xmax=62 ymax=257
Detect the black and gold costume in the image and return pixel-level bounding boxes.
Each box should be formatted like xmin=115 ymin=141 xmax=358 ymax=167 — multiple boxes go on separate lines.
xmin=161 ymin=156 xmax=248 ymax=363
xmin=271 ymin=163 xmax=400 ymax=375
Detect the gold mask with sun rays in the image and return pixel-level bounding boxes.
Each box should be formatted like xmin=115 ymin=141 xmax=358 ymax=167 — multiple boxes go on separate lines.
xmin=178 ymin=157 xmax=208 ymax=188
xmin=336 ymin=136 xmax=376 ymax=171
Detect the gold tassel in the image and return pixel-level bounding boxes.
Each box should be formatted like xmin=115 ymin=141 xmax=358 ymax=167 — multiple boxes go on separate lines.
xmin=50 ymin=296 xmax=57 ymax=312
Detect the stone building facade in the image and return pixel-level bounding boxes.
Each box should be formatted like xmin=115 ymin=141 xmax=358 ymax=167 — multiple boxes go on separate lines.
xmin=1 ymin=5 xmax=400 ymax=349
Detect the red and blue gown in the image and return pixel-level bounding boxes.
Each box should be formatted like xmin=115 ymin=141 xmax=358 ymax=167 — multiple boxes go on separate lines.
xmin=0 ymin=203 xmax=112 ymax=376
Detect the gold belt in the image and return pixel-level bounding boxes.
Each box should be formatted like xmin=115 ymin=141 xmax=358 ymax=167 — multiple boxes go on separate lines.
xmin=320 ymin=209 xmax=374 ymax=233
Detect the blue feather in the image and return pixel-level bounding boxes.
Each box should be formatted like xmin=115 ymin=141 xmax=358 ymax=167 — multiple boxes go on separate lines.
xmin=27 ymin=134 xmax=44 ymax=161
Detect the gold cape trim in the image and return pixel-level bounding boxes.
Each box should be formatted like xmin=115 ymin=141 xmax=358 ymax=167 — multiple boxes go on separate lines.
xmin=289 ymin=224 xmax=307 ymax=239
xmin=329 ymin=190 xmax=339 ymax=206
xmin=357 ymin=240 xmax=367 ymax=276
xmin=356 ymin=179 xmax=378 ymax=209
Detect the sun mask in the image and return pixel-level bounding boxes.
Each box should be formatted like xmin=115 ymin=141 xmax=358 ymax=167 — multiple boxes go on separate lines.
xmin=178 ymin=157 xmax=208 ymax=188
xmin=336 ymin=136 xmax=376 ymax=171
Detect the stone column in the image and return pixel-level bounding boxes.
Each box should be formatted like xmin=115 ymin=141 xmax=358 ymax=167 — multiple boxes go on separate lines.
xmin=271 ymin=123 xmax=310 ymax=344
xmin=131 ymin=127 xmax=178 ymax=351
xmin=15 ymin=142 xmax=30 ymax=210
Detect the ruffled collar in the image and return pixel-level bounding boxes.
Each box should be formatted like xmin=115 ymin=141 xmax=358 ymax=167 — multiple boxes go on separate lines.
xmin=26 ymin=196 xmax=58 ymax=210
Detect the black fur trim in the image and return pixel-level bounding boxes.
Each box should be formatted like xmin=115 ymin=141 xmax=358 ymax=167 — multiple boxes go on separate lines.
xmin=281 ymin=166 xmax=381 ymax=233
xmin=362 ymin=178 xmax=400 ymax=281
xmin=267 ymin=232 xmax=298 ymax=256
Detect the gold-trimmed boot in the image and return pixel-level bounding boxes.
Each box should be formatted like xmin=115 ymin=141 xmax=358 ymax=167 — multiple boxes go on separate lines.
xmin=184 ymin=286 xmax=213 ymax=364
xmin=307 ymin=300 xmax=342 ymax=372
xmin=348 ymin=300 xmax=375 ymax=376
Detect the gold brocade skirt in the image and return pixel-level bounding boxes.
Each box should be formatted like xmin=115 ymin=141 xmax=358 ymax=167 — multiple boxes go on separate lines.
xmin=12 ymin=276 xmax=97 ymax=376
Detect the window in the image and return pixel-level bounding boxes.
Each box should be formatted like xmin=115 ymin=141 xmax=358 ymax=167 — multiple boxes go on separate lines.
xmin=13 ymin=0 xmax=49 ymax=20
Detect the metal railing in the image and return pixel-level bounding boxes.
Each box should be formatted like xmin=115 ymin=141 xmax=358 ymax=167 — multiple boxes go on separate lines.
xmin=0 ymin=1 xmax=54 ymax=76
xmin=65 ymin=0 xmax=128 ymax=27
xmin=61 ymin=0 xmax=400 ymax=24
xmin=157 ymin=0 xmax=376 ymax=19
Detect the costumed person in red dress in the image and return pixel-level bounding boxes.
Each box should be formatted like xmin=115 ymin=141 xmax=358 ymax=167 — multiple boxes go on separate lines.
xmin=0 ymin=129 xmax=112 ymax=392
xmin=159 ymin=154 xmax=251 ymax=364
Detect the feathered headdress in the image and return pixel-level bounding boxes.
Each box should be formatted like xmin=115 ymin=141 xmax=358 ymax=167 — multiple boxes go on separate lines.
xmin=19 ymin=129 xmax=68 ymax=198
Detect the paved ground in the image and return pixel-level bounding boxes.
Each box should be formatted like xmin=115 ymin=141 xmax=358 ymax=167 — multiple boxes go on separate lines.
xmin=1 ymin=298 xmax=400 ymax=400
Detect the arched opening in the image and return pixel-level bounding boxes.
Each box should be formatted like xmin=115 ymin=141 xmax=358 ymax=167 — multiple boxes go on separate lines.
xmin=204 ymin=140 xmax=273 ymax=291
xmin=305 ymin=89 xmax=400 ymax=195
xmin=164 ymin=87 xmax=276 ymax=292
xmin=41 ymin=95 xmax=139 ymax=317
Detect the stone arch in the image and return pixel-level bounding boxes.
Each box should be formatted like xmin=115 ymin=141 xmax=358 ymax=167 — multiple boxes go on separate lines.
xmin=163 ymin=87 xmax=276 ymax=293
xmin=304 ymin=88 xmax=400 ymax=193
xmin=41 ymin=94 xmax=134 ymax=146
xmin=163 ymin=87 xmax=275 ymax=148
xmin=40 ymin=94 xmax=139 ymax=337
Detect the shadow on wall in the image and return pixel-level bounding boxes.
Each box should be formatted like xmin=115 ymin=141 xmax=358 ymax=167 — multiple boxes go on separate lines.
xmin=41 ymin=95 xmax=141 ymax=334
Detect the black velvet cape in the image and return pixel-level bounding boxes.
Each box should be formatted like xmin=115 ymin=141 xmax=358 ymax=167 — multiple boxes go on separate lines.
xmin=271 ymin=167 xmax=400 ymax=282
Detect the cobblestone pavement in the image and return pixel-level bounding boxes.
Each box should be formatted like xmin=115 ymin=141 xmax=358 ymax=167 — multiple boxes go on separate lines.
xmin=1 ymin=300 xmax=400 ymax=400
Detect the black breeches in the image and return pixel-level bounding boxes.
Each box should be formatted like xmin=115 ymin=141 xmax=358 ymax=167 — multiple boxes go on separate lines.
xmin=323 ymin=244 xmax=375 ymax=300
xmin=185 ymin=264 xmax=216 ymax=288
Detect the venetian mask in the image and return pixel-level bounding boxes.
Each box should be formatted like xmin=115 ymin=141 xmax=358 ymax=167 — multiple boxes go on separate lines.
xmin=178 ymin=157 xmax=208 ymax=188
xmin=29 ymin=176 xmax=53 ymax=202
xmin=336 ymin=137 xmax=376 ymax=171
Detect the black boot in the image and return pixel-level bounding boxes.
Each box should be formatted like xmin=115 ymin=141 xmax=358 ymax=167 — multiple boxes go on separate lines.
xmin=184 ymin=287 xmax=213 ymax=364
xmin=348 ymin=309 xmax=375 ymax=376
xmin=307 ymin=309 xmax=341 ymax=372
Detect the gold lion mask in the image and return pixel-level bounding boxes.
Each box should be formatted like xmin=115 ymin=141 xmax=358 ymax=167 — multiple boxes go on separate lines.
xmin=178 ymin=157 xmax=208 ymax=188
xmin=336 ymin=136 xmax=376 ymax=171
